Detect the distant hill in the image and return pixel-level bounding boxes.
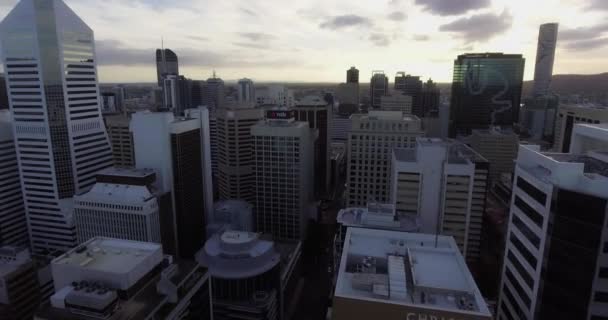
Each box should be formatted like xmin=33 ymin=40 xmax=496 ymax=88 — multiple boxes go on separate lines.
xmin=523 ymin=73 xmax=608 ymax=96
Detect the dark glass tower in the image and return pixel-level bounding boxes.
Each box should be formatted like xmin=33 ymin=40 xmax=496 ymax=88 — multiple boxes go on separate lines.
xmin=369 ymin=71 xmax=388 ymax=109
xmin=156 ymin=48 xmax=179 ymax=86
xmin=421 ymin=79 xmax=440 ymax=114
xmin=449 ymin=53 xmax=525 ymax=137
xmin=347 ymin=66 xmax=359 ymax=84
xmin=394 ymin=72 xmax=423 ymax=116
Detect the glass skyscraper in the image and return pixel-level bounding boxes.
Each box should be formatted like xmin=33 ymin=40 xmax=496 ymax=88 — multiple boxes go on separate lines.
xmin=449 ymin=53 xmax=525 ymax=137
xmin=0 ymin=0 xmax=113 ymax=254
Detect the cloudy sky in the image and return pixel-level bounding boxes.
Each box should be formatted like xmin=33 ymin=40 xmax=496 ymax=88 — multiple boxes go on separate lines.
xmin=1 ymin=0 xmax=607 ymax=83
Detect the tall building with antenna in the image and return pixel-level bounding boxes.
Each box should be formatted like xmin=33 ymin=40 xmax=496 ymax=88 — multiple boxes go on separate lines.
xmin=156 ymin=48 xmax=179 ymax=87
xmin=0 ymin=0 xmax=114 ymax=254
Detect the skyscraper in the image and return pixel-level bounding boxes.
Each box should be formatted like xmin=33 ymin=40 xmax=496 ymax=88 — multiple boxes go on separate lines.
xmin=469 ymin=127 xmax=519 ymax=183
xmin=532 ymin=23 xmax=559 ymax=97
xmin=204 ymin=73 xmax=225 ymax=110
xmin=370 ymin=71 xmax=389 ymax=109
xmin=0 ymin=112 xmax=29 ymax=248
xmin=497 ymin=130 xmax=608 ymax=320
xmin=449 ymin=53 xmax=525 ymax=137
xmin=0 ymin=246 xmax=41 ymax=320
xmin=162 ymin=74 xmax=193 ymax=115
xmin=131 ymin=112 xmax=206 ymax=258
xmin=216 ymin=105 xmax=263 ymax=203
xmin=394 ymin=72 xmax=423 ymax=116
xmin=391 ymin=138 xmax=489 ymax=264
xmin=346 ymin=111 xmax=424 ymax=207
xmin=104 ymin=113 xmax=135 ymax=167
xmin=0 ymin=74 xmax=8 ymax=110
xmin=421 ymin=79 xmax=440 ymax=114
xmin=347 ymin=66 xmax=359 ymax=84
xmin=156 ymin=48 xmax=179 ymax=87
xmin=0 ymin=0 xmax=114 ymax=254
xmin=237 ymin=78 xmax=256 ymax=104
xmin=252 ymin=110 xmax=316 ymax=241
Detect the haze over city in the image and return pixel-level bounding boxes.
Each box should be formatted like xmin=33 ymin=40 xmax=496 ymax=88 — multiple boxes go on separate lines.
xmin=1 ymin=0 xmax=607 ymax=82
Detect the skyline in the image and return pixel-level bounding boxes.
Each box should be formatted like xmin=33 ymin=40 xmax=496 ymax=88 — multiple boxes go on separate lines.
xmin=0 ymin=0 xmax=607 ymax=83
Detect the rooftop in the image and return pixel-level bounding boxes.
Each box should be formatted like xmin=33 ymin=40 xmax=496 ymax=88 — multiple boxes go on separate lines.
xmin=335 ymin=228 xmax=491 ymax=317
xmin=393 ymin=138 xmax=488 ymax=165
xmin=545 ymin=154 xmax=608 ymax=177
xmin=337 ymin=203 xmax=420 ymax=233
xmin=97 ymin=167 xmax=155 ymax=179
xmin=53 ymin=238 xmax=162 ymax=275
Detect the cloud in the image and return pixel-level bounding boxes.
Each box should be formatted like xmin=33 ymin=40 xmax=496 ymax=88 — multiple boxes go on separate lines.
xmin=388 ymin=11 xmax=407 ymax=21
xmin=415 ymin=0 xmax=490 ymax=16
xmin=240 ymin=7 xmax=258 ymax=16
xmin=565 ymin=38 xmax=608 ymax=51
xmin=186 ymin=35 xmax=208 ymax=41
xmin=369 ymin=33 xmax=390 ymax=46
xmin=588 ymin=0 xmax=608 ymax=10
xmin=238 ymin=32 xmax=277 ymax=41
xmin=439 ymin=10 xmax=513 ymax=43
xmin=319 ymin=15 xmax=372 ymax=30
xmin=413 ymin=35 xmax=430 ymax=41
xmin=94 ymin=39 xmax=294 ymax=69
xmin=559 ymin=23 xmax=608 ymax=41
xmin=233 ymin=42 xmax=269 ymax=50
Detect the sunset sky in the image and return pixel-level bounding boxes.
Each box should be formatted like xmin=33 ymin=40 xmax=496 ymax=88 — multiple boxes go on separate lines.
xmin=1 ymin=0 xmax=607 ymax=83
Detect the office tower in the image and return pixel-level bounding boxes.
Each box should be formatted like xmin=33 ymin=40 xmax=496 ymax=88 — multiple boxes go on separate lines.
xmin=216 ymin=105 xmax=263 ymax=203
xmin=332 ymin=228 xmax=492 ymax=320
xmin=0 ymin=247 xmax=41 ymax=320
xmin=497 ymin=130 xmax=608 ymax=320
xmin=197 ymin=230 xmax=302 ymax=320
xmin=37 ymin=237 xmax=212 ymax=319
xmin=0 ymin=112 xmax=28 ymax=247
xmin=347 ymin=66 xmax=359 ymax=83
xmin=330 ymin=142 xmax=347 ymax=195
xmin=533 ymin=23 xmax=559 ymax=97
xmin=256 ymin=84 xmax=294 ymax=108
xmin=0 ymin=0 xmax=114 ymax=254
xmin=238 ymin=78 xmax=256 ymax=104
xmin=131 ymin=112 xmax=205 ymax=258
xmin=346 ymin=111 xmax=424 ymax=207
xmin=333 ymin=203 xmax=420 ymax=270
xmin=421 ymin=79 xmax=440 ymax=113
xmin=570 ymin=123 xmax=608 ymax=154
xmin=209 ymin=109 xmax=219 ymax=198
xmin=370 ymin=71 xmax=389 ymax=109
xmin=184 ymin=107 xmax=215 ymax=220
xmin=331 ymin=116 xmax=352 ymax=142
xmin=337 ymin=82 xmax=360 ymax=109
xmin=391 ymin=138 xmax=489 ymax=263
xmin=450 ymin=53 xmax=525 ymax=136
xmin=0 ymin=74 xmax=8 ymax=109
xmin=73 ymin=168 xmax=162 ymax=244
xmin=156 ymin=48 xmax=179 ymax=86
xmin=394 ymin=72 xmax=424 ymax=116
xmin=162 ymin=74 xmax=193 ymax=115
xmin=252 ymin=110 xmax=316 ymax=241
xmin=191 ymin=80 xmax=207 ymax=107
xmin=100 ymin=92 xmax=119 ymax=114
xmin=206 ymin=200 xmax=254 ymax=236
xmin=469 ymin=127 xmax=519 ymax=182
xmin=204 ymin=73 xmax=225 ymax=110
xmin=294 ymin=95 xmax=331 ymax=197
xmin=104 ymin=113 xmax=135 ymax=167
xmin=553 ymin=104 xmax=608 ymax=152
xmin=380 ymin=94 xmax=413 ymax=114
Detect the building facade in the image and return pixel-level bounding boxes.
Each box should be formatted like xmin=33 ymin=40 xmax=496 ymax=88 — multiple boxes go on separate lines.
xmin=0 ymin=246 xmax=41 ymax=320
xmin=104 ymin=113 xmax=135 ymax=167
xmin=553 ymin=104 xmax=608 ymax=153
xmin=0 ymin=112 xmax=29 ymax=247
xmin=380 ymin=94 xmax=413 ymax=114
xmin=252 ymin=110 xmax=316 ymax=241
xmin=216 ymin=105 xmax=263 ymax=203
xmin=391 ymin=138 xmax=489 ymax=264
xmin=370 ymin=72 xmax=389 ymax=109
xmin=131 ymin=112 xmax=206 ymax=259
xmin=347 ymin=66 xmax=359 ymax=84
xmin=497 ymin=137 xmax=608 ymax=320
xmin=73 ymin=168 xmax=162 ymax=244
xmin=421 ymin=79 xmax=440 ymax=114
xmin=156 ymin=48 xmax=179 ymax=87
xmin=238 ymin=78 xmax=256 ymax=104
xmin=0 ymin=0 xmax=114 ymax=254
xmin=469 ymin=127 xmax=519 ymax=183
xmin=394 ymin=72 xmax=423 ymax=117
xmin=346 ymin=111 xmax=424 ymax=207
xmin=204 ymin=74 xmax=225 ymax=110
xmin=532 ymin=23 xmax=559 ymax=97
xmin=450 ymin=53 xmax=525 ymax=136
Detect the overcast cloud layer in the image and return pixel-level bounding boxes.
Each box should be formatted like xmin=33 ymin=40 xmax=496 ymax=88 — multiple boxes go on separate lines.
xmin=0 ymin=0 xmax=606 ymax=82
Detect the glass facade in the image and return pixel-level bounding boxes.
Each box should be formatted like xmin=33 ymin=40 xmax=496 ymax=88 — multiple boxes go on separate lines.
xmin=450 ymin=53 xmax=525 ymax=136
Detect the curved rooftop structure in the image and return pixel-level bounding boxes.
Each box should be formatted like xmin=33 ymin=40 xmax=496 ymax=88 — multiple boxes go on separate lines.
xmin=197 ymin=231 xmax=280 ymax=279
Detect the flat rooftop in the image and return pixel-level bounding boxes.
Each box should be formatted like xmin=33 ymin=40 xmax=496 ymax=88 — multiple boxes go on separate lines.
xmin=546 ymin=154 xmax=608 ymax=177
xmin=97 ymin=167 xmax=155 ymax=179
xmin=335 ymin=228 xmax=491 ymax=317
xmin=53 ymin=238 xmax=162 ymax=275
xmin=337 ymin=205 xmax=420 ymax=233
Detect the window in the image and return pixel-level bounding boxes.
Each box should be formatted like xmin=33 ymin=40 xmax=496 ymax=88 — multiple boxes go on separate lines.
xmin=595 ymin=291 xmax=608 ymax=303
xmin=510 ymin=232 xmax=538 ymax=269
xmin=507 ymin=250 xmax=534 ymax=288
xmin=514 ymin=196 xmax=544 ymax=228
xmin=512 ymin=214 xmax=541 ymax=248
xmin=517 ymin=177 xmax=547 ymax=205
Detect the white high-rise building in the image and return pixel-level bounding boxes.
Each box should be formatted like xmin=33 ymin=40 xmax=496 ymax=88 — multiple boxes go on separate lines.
xmin=532 ymin=23 xmax=559 ymax=97
xmin=0 ymin=0 xmax=114 ymax=253
xmin=391 ymin=138 xmax=489 ymax=264
xmin=553 ymin=104 xmax=608 ymax=153
xmin=380 ymin=94 xmax=413 ymax=114
xmin=237 ymin=78 xmax=255 ymax=104
xmin=497 ymin=126 xmax=608 ymax=320
xmin=255 ymin=85 xmax=294 ymax=108
xmin=0 ymin=111 xmax=29 ymax=248
xmin=73 ymin=168 xmax=161 ymax=244
xmin=252 ymin=110 xmax=316 ymax=241
xmin=346 ymin=111 xmax=424 ymax=207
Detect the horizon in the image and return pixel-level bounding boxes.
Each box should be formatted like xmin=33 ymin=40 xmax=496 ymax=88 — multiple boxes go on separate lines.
xmin=1 ymin=0 xmax=607 ymax=83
